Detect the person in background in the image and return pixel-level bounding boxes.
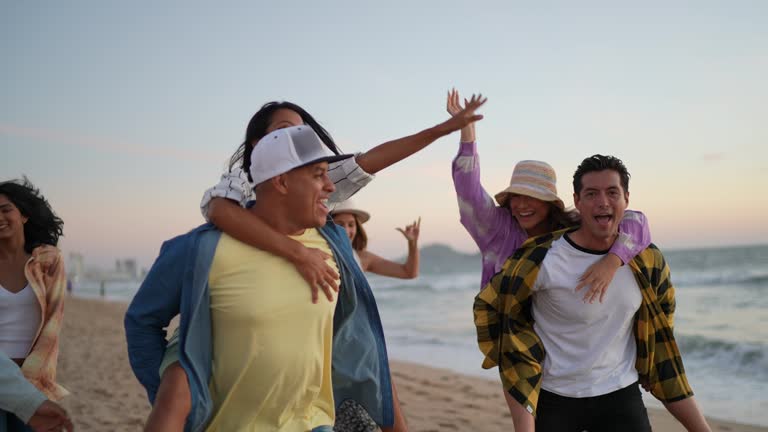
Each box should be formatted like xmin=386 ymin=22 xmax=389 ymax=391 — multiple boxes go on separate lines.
xmin=331 ymin=200 xmax=420 ymax=279
xmin=0 ymin=178 xmax=69 ymax=432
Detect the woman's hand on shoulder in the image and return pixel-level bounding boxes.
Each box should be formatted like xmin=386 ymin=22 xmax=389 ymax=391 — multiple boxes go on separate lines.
xmin=575 ymin=253 xmax=622 ymax=303
xmin=293 ymin=246 xmax=339 ymax=304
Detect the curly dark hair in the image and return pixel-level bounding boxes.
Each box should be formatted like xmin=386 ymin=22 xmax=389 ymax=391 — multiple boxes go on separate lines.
xmin=229 ymin=101 xmax=341 ymax=182
xmin=0 ymin=177 xmax=64 ymax=253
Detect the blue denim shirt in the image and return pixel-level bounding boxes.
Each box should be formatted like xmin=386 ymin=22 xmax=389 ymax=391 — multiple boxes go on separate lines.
xmin=124 ymin=220 xmax=393 ymax=432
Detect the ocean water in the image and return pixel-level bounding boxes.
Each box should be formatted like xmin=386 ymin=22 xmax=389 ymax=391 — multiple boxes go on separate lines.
xmin=73 ymin=244 xmax=768 ymax=427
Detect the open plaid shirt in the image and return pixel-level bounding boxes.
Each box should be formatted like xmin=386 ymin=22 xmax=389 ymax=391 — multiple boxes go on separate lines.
xmin=474 ymin=229 xmax=693 ymax=417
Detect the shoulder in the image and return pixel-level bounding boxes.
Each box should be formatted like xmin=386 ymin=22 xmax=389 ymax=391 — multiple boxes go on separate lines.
xmin=156 ymin=224 xmax=219 ymax=258
xmin=634 ymin=243 xmax=667 ymax=268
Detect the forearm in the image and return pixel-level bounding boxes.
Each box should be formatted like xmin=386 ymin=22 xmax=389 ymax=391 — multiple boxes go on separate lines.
xmin=356 ymin=126 xmax=448 ymax=174
xmin=145 ymin=363 xmax=191 ymax=432
xmin=663 ymin=397 xmax=711 ymax=432
xmin=504 ymin=391 xmax=534 ymax=432
xmin=403 ymin=240 xmax=419 ymax=279
xmin=0 ymin=354 xmax=47 ymax=422
xmin=209 ymin=198 xmax=304 ymax=262
xmin=460 ymin=123 xmax=475 ymax=143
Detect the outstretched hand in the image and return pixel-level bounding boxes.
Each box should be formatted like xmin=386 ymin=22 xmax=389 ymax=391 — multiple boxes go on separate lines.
xmin=437 ymin=92 xmax=486 ymax=136
xmin=396 ymin=217 xmax=421 ymax=243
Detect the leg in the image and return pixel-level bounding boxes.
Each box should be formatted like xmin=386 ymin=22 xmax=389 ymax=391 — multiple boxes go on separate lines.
xmin=590 ymin=383 xmax=651 ymax=432
xmin=535 ymin=389 xmax=586 ymax=432
xmin=382 ymin=381 xmax=407 ymax=432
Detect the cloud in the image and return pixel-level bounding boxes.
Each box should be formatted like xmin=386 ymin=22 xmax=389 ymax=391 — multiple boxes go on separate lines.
xmin=0 ymin=123 xmax=220 ymax=162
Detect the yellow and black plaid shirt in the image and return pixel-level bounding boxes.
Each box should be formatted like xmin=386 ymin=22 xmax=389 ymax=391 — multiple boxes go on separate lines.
xmin=473 ymin=229 xmax=693 ymax=417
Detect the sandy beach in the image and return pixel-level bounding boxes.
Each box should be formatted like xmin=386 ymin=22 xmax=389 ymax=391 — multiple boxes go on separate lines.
xmin=55 ymin=296 xmax=766 ymax=432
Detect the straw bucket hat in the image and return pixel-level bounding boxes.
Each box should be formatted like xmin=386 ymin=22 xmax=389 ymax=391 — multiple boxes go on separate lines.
xmin=494 ymin=160 xmax=565 ymax=210
xmin=330 ymin=199 xmax=370 ymax=224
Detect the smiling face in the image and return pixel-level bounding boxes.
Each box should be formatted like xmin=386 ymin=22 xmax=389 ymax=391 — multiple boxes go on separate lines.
xmin=0 ymin=194 xmax=27 ymax=243
xmin=332 ymin=212 xmax=358 ymax=242
xmin=283 ymin=161 xmax=336 ymax=228
xmin=507 ymin=194 xmax=552 ymax=237
xmin=573 ymin=169 xmax=629 ymax=249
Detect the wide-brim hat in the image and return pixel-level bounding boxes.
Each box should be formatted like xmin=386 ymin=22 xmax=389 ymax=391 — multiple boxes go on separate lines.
xmin=330 ymin=199 xmax=370 ymax=224
xmin=494 ymin=160 xmax=565 ymax=210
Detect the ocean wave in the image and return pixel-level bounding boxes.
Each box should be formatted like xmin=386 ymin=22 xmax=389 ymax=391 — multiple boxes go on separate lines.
xmin=672 ymin=270 xmax=768 ymax=288
xmin=677 ymin=335 xmax=768 ymax=377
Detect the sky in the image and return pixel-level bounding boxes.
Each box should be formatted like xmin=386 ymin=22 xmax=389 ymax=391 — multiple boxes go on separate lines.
xmin=1 ymin=1 xmax=767 ymax=270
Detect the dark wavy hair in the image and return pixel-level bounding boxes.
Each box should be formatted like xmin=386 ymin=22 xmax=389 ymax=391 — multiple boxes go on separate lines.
xmin=0 ymin=177 xmax=64 ymax=253
xmin=351 ymin=215 xmax=368 ymax=251
xmin=573 ymin=154 xmax=630 ymax=195
xmin=229 ymin=101 xmax=341 ymax=182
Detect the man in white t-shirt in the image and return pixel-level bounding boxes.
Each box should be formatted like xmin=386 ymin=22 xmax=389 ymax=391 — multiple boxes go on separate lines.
xmin=475 ymin=155 xmax=711 ymax=432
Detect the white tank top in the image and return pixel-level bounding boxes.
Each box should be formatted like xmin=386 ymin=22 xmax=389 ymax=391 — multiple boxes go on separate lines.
xmin=0 ymin=284 xmax=42 ymax=358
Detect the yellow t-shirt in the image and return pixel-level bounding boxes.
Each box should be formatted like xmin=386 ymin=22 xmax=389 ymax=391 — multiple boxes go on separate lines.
xmin=205 ymin=229 xmax=339 ymax=432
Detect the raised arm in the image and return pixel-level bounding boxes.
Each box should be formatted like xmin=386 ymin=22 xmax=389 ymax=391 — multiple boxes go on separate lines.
xmin=576 ymin=210 xmax=653 ymax=303
xmin=355 ymin=94 xmax=486 ymax=174
xmin=448 ymin=91 xmax=525 ymax=253
xmin=359 ymin=218 xmax=420 ymax=279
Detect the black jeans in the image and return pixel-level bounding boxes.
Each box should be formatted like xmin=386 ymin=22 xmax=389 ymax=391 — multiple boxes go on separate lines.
xmin=536 ymin=382 xmax=652 ymax=432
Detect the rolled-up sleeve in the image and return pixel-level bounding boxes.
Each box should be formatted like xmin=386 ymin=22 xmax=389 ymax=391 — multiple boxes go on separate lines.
xmin=328 ymin=154 xmax=374 ymax=205
xmin=199 ymin=168 xmax=253 ymax=221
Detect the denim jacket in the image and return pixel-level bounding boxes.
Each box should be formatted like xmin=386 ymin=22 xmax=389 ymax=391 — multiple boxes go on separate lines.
xmin=124 ymin=220 xmax=393 ymax=432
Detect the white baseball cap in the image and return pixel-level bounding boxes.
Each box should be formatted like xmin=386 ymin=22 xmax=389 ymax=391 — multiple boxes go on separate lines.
xmin=249 ymin=125 xmax=353 ymax=185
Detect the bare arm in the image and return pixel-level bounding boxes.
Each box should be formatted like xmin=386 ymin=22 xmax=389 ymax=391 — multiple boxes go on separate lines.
xmin=207 ymin=198 xmax=339 ymax=302
xmin=355 ymin=94 xmax=486 ymax=174
xmin=663 ymin=397 xmax=711 ymax=432
xmin=360 ymin=218 xmax=420 ymax=279
xmin=504 ymin=391 xmax=535 ymax=432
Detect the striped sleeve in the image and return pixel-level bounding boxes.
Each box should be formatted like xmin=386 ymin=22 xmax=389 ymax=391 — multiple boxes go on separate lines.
xmin=328 ymin=153 xmax=374 ymax=205
xmin=200 ymin=168 xmax=253 ymax=221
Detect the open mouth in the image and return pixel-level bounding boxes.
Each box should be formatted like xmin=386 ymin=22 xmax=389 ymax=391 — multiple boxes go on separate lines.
xmin=594 ymin=214 xmax=613 ymax=226
xmin=317 ymin=198 xmax=329 ymax=213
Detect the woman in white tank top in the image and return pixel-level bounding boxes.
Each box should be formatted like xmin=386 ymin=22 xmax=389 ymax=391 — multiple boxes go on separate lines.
xmin=0 ymin=178 xmax=69 ymax=429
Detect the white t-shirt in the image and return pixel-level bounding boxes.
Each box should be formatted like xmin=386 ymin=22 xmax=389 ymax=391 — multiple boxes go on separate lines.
xmin=200 ymin=155 xmax=373 ymax=221
xmin=532 ymin=234 xmax=642 ymax=398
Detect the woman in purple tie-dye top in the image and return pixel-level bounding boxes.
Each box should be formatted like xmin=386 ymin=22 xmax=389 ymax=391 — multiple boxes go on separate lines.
xmin=447 ymin=89 xmax=651 ymax=302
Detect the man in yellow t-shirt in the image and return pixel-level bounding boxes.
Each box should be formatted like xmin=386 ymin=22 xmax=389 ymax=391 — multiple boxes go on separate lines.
xmin=204 ymin=125 xmax=352 ymax=432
